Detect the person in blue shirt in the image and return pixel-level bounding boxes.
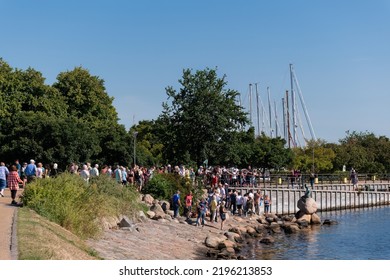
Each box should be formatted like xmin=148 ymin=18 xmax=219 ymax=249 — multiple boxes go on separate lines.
xmin=172 ymin=190 xmax=181 ymax=218
xmin=24 ymin=159 xmax=37 ymax=183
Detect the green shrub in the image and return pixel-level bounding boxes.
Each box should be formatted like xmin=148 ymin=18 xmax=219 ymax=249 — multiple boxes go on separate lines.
xmin=143 ymin=173 xmax=204 ymax=206
xmin=22 ymin=173 xmax=144 ymax=239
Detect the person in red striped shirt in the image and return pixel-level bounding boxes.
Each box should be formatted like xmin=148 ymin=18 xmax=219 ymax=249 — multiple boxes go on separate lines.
xmin=7 ymin=165 xmax=24 ymax=205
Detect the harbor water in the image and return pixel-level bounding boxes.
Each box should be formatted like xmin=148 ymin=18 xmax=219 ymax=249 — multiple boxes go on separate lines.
xmin=241 ymin=206 xmax=390 ymax=260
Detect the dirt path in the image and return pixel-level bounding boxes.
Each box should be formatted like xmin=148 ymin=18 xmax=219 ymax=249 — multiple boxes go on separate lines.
xmin=0 ymin=188 xmax=18 ymax=260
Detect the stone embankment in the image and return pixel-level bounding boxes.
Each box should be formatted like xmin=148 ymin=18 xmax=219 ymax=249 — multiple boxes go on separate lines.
xmin=87 ymin=194 xmax=336 ymax=260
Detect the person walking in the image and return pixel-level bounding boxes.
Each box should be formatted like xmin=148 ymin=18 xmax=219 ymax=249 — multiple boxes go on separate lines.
xmin=24 ymin=159 xmax=37 ymax=183
xmin=195 ymin=198 xmax=207 ymax=227
xmin=0 ymin=162 xmax=9 ymax=197
xmin=184 ymin=191 xmax=193 ymax=219
xmin=172 ymin=190 xmax=181 ymax=218
xmin=7 ymin=165 xmax=24 ymax=204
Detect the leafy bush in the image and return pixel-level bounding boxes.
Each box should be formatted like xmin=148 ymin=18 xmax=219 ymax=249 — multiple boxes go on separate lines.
xmin=22 ymin=173 xmax=144 ymax=239
xmin=143 ymin=173 xmax=203 ymax=205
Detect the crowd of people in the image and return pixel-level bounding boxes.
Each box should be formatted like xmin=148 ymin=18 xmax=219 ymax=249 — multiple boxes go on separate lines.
xmin=177 ymin=182 xmax=271 ymax=230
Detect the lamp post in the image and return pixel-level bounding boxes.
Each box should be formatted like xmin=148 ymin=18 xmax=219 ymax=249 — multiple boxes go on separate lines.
xmin=133 ymin=131 xmax=138 ymax=167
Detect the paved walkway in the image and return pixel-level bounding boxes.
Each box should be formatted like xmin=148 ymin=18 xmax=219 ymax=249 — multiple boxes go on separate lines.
xmin=0 ymin=188 xmax=18 ymax=260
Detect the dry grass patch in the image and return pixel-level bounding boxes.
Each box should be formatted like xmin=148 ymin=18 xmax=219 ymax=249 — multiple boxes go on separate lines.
xmin=17 ymin=208 xmax=101 ymax=260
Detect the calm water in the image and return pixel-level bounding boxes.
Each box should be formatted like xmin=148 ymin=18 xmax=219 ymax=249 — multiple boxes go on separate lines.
xmin=242 ymin=206 xmax=390 ymax=260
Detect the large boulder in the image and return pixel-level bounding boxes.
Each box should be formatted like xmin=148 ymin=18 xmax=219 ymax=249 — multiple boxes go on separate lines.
xmin=295 ymin=210 xmax=312 ymax=223
xmin=224 ymin=232 xmax=243 ymax=243
xmin=150 ymin=203 xmax=165 ymax=220
xmin=205 ymin=235 xmax=227 ymax=249
xmin=297 ymin=197 xmax=318 ymax=214
xmin=260 ymin=236 xmax=275 ymax=244
xmin=159 ymin=200 xmax=170 ymax=212
xmin=142 ymin=194 xmax=154 ymax=205
xmin=311 ymin=213 xmax=321 ymax=224
xmin=283 ymin=224 xmax=300 ymax=234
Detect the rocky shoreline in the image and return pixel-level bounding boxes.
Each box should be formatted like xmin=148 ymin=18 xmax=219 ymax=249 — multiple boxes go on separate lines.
xmin=87 ymin=194 xmax=337 ymax=260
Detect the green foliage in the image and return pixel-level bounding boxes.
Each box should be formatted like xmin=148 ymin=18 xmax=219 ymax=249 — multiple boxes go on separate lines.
xmin=251 ymin=133 xmax=293 ymax=171
xmin=143 ymin=173 xmax=202 ymax=205
xmin=335 ymin=131 xmax=390 ymax=173
xmin=157 ymin=68 xmax=249 ymax=166
xmin=292 ymin=139 xmax=335 ymax=173
xmin=22 ymin=173 xmax=143 ymax=239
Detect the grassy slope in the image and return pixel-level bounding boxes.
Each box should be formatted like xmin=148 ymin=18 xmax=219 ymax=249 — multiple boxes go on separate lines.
xmin=17 ymin=208 xmax=101 ymax=260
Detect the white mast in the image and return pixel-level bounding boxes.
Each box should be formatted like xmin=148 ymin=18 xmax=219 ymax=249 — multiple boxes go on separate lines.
xmin=290 ymin=64 xmax=297 ymax=147
xmin=249 ymin=83 xmax=253 ymax=126
xmin=267 ymin=87 xmax=273 ymax=138
xmin=292 ymin=68 xmax=317 ymax=142
xmin=255 ymin=83 xmax=261 ymax=137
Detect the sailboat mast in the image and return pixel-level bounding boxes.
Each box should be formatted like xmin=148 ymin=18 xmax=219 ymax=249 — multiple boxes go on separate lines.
xmin=290 ymin=64 xmax=297 ymax=147
xmin=267 ymin=87 xmax=273 ymax=138
xmin=274 ymin=100 xmax=279 ymax=138
xmin=255 ymin=83 xmax=260 ymax=137
xmin=285 ymin=90 xmax=291 ymax=148
xmin=282 ymin=97 xmax=286 ymax=141
xmin=249 ymin=83 xmax=253 ymax=126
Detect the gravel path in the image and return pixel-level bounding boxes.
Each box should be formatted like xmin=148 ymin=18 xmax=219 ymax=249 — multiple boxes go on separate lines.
xmin=0 ymin=189 xmax=19 ymax=260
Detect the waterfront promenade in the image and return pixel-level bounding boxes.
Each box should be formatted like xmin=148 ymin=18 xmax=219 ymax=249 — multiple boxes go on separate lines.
xmin=236 ymin=182 xmax=390 ymax=214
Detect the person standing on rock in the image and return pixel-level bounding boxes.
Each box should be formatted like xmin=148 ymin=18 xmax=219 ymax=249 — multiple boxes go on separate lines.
xmin=264 ymin=194 xmax=271 ymax=214
xmin=195 ymin=198 xmax=207 ymax=227
xmin=219 ymin=201 xmax=228 ymax=230
xmin=209 ymin=195 xmax=218 ymax=223
xmin=172 ymin=190 xmax=181 ymax=218
xmin=184 ymin=191 xmax=193 ymax=219
xmin=254 ymin=189 xmax=262 ymax=215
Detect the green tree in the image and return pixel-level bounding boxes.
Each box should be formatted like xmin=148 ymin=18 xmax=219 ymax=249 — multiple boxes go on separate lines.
xmin=292 ymin=139 xmax=335 ymax=173
xmin=157 ymin=68 xmax=248 ymax=166
xmin=250 ymin=133 xmax=293 ymax=172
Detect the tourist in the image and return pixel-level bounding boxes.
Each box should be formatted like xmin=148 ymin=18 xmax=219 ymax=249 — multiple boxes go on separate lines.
xmin=230 ymin=189 xmax=237 ymax=215
xmin=114 ymin=165 xmax=122 ymax=184
xmin=14 ymin=159 xmax=21 ymax=177
xmin=254 ymin=189 xmax=262 ymax=215
xmin=350 ymin=168 xmax=359 ymax=190
xmin=90 ymin=164 xmax=100 ymax=177
xmin=172 ymin=190 xmax=181 ymax=218
xmin=25 ymin=159 xmax=37 ymax=183
xmin=7 ymin=165 xmax=24 ymax=205
xmin=209 ymin=195 xmax=218 ymax=223
xmin=121 ymin=166 xmax=128 ymax=185
xmin=195 ymin=198 xmax=207 ymax=227
xmin=264 ymin=194 xmax=271 ymax=214
xmin=236 ymin=191 xmax=243 ymax=216
xmin=0 ymin=162 xmax=9 ymax=197
xmin=36 ymin=162 xmax=44 ymax=178
xmin=219 ymin=201 xmax=228 ymax=230
xmin=184 ymin=191 xmax=193 ymax=219
xmin=309 ymin=172 xmax=315 ymax=188
xmin=80 ymin=164 xmax=90 ymax=182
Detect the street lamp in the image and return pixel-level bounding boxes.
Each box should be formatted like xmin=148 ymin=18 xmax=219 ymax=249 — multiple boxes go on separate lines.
xmin=133 ymin=131 xmax=138 ymax=167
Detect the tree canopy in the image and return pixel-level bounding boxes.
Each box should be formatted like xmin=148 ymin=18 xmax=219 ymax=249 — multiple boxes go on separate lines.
xmin=157 ymin=68 xmax=249 ymax=166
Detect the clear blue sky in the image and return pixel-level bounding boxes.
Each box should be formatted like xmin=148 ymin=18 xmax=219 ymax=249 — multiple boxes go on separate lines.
xmin=1 ymin=0 xmax=390 ymax=144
